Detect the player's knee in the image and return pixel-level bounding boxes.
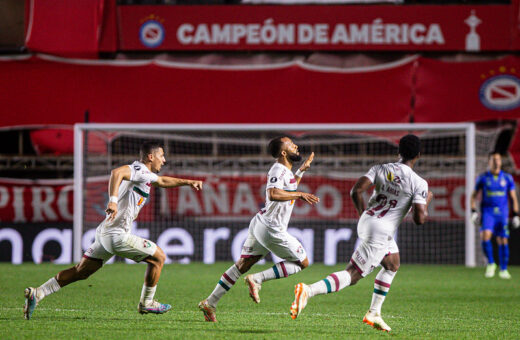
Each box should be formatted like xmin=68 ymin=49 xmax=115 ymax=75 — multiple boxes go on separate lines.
xmin=155 ymin=247 xmax=166 ymax=266
xmin=299 ymin=258 xmax=310 ymax=269
xmin=235 ymin=258 xmax=251 ymax=273
xmin=386 ymin=263 xmax=400 ymax=272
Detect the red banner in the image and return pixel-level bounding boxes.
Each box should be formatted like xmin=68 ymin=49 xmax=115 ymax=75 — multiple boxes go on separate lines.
xmin=414 ymin=56 xmax=520 ymax=122
xmin=0 ymin=55 xmax=413 ymax=127
xmin=0 ymin=178 xmax=75 ymax=223
xmin=161 ymin=175 xmax=468 ymax=221
xmin=118 ymin=5 xmax=512 ymax=51
xmin=25 ymin=0 xmax=118 ymax=57
xmin=0 ymin=175 xmax=475 ymax=223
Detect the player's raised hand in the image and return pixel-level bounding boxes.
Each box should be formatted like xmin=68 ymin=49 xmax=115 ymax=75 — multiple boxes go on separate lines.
xmin=106 ymin=202 xmax=118 ymax=221
xmin=299 ymin=152 xmax=315 ymax=172
xmin=189 ymin=180 xmax=203 ymax=191
xmin=300 ymin=192 xmax=320 ymax=205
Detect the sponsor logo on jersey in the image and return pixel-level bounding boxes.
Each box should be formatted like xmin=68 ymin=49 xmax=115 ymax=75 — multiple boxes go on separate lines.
xmin=137 ymin=197 xmax=144 ymax=206
xmin=479 ymin=74 xmax=520 ymax=111
xmin=134 ymin=165 xmax=141 ymax=171
xmin=139 ymin=17 xmax=165 ymax=48
xmin=270 ymin=177 xmax=277 ymax=183
xmin=386 ymin=172 xmax=401 ymax=184
xmin=422 ymin=191 xmax=427 ymax=198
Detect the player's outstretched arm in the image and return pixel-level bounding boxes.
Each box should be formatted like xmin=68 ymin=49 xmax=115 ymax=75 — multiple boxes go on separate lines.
xmin=268 ymin=188 xmax=319 ymax=205
xmin=154 ymin=176 xmax=203 ymax=190
xmin=295 ymin=152 xmax=314 ymax=185
xmin=106 ymin=165 xmax=131 ymax=221
xmin=350 ymin=176 xmax=373 ymax=217
xmin=412 ymin=191 xmax=433 ymax=226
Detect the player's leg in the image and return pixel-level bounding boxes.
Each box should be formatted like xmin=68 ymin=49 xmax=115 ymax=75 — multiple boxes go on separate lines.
xmin=496 ymin=219 xmax=511 ymax=279
xmin=199 ymin=216 xmax=267 ymax=322
xmin=363 ymin=249 xmax=399 ymax=333
xmin=480 ymin=213 xmax=497 ymax=278
xmin=109 ymin=232 xmax=170 ymax=314
xmin=247 ymin=231 xmax=309 ymax=289
xmin=24 ymin=233 xmax=110 ymax=320
xmin=290 ymin=241 xmax=378 ymax=320
xmin=199 ymin=255 xmax=263 ymax=322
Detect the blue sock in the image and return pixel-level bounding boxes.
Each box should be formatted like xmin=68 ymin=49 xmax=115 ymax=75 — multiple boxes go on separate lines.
xmin=482 ymin=240 xmax=494 ymax=264
xmin=498 ymin=244 xmax=509 ymax=270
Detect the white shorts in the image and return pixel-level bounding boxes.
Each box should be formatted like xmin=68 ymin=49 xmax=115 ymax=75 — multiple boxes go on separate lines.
xmin=240 ymin=215 xmax=307 ymax=262
xmin=84 ymin=227 xmax=157 ymax=263
xmin=350 ymin=215 xmax=399 ymax=277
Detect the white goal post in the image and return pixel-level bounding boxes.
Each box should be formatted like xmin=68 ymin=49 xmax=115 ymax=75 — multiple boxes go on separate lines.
xmin=74 ymin=123 xmax=476 ymax=266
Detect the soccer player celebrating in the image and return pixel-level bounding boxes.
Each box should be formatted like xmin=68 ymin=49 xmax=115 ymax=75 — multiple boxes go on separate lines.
xmin=470 ymin=152 xmax=519 ymax=279
xmin=23 ymin=142 xmax=203 ymax=320
xmin=290 ymin=134 xmax=433 ymax=333
xmin=198 ymin=136 xmax=319 ymax=322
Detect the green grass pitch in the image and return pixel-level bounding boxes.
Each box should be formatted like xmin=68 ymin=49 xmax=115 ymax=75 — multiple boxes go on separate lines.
xmin=1 ymin=263 xmax=519 ymax=339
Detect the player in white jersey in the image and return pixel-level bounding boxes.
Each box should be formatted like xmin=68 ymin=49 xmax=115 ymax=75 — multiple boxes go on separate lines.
xmin=198 ymin=136 xmax=320 ymax=322
xmin=24 ymin=142 xmax=203 ymax=320
xmin=290 ymin=134 xmax=433 ymax=332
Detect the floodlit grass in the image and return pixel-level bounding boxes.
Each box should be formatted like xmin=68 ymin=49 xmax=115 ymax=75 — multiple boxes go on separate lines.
xmin=1 ymin=263 xmax=519 ymax=339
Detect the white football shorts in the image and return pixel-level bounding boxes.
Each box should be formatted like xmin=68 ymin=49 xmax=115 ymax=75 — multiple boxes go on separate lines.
xmin=84 ymin=227 xmax=157 ymax=263
xmin=350 ymin=214 xmax=399 ymax=277
xmin=240 ymin=214 xmax=307 ymax=263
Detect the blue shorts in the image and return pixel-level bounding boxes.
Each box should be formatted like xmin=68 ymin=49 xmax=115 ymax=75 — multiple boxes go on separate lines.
xmin=480 ymin=210 xmax=509 ymax=238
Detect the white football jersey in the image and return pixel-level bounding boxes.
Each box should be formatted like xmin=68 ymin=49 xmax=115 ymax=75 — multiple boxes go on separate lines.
xmin=258 ymin=162 xmax=298 ymax=230
xmin=362 ymin=162 xmax=428 ymax=234
xmin=100 ymin=161 xmax=159 ymax=234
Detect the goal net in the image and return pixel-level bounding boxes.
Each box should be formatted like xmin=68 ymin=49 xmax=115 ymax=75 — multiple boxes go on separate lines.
xmin=74 ymin=123 xmax=490 ymax=267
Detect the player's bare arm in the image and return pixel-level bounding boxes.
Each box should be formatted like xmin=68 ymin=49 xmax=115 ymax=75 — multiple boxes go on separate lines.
xmin=268 ymin=188 xmax=319 ymax=205
xmin=509 ymin=189 xmax=519 ymax=215
xmin=509 ymin=189 xmax=520 ymax=228
xmin=106 ymin=165 xmax=131 ymax=221
xmin=350 ymin=176 xmax=373 ymax=217
xmin=295 ymin=152 xmax=314 ymax=185
xmin=412 ymin=191 xmax=433 ymax=225
xmin=154 ymin=176 xmax=203 ymax=190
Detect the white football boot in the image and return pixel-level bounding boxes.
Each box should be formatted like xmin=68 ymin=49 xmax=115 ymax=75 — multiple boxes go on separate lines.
xmin=363 ymin=310 xmax=392 ymax=332
xmin=499 ymin=269 xmax=511 ymax=279
xmin=485 ymin=263 xmax=497 ymax=278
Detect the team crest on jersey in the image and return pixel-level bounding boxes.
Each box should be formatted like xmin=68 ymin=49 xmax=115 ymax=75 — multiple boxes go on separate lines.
xmin=500 ymin=179 xmax=506 ymax=187
xmin=143 ymin=240 xmax=152 ymax=248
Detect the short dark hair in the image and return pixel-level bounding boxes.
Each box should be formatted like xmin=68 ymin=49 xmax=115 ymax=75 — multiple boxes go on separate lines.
xmin=398 ymin=134 xmax=421 ymax=160
xmin=268 ymin=137 xmax=285 ymax=158
xmin=140 ymin=141 xmax=163 ymax=160
xmin=488 ymin=151 xmax=501 ymax=158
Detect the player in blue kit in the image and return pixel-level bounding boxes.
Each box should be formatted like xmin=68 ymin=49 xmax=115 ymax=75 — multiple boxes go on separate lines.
xmin=470 ymin=152 xmax=519 ymax=279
